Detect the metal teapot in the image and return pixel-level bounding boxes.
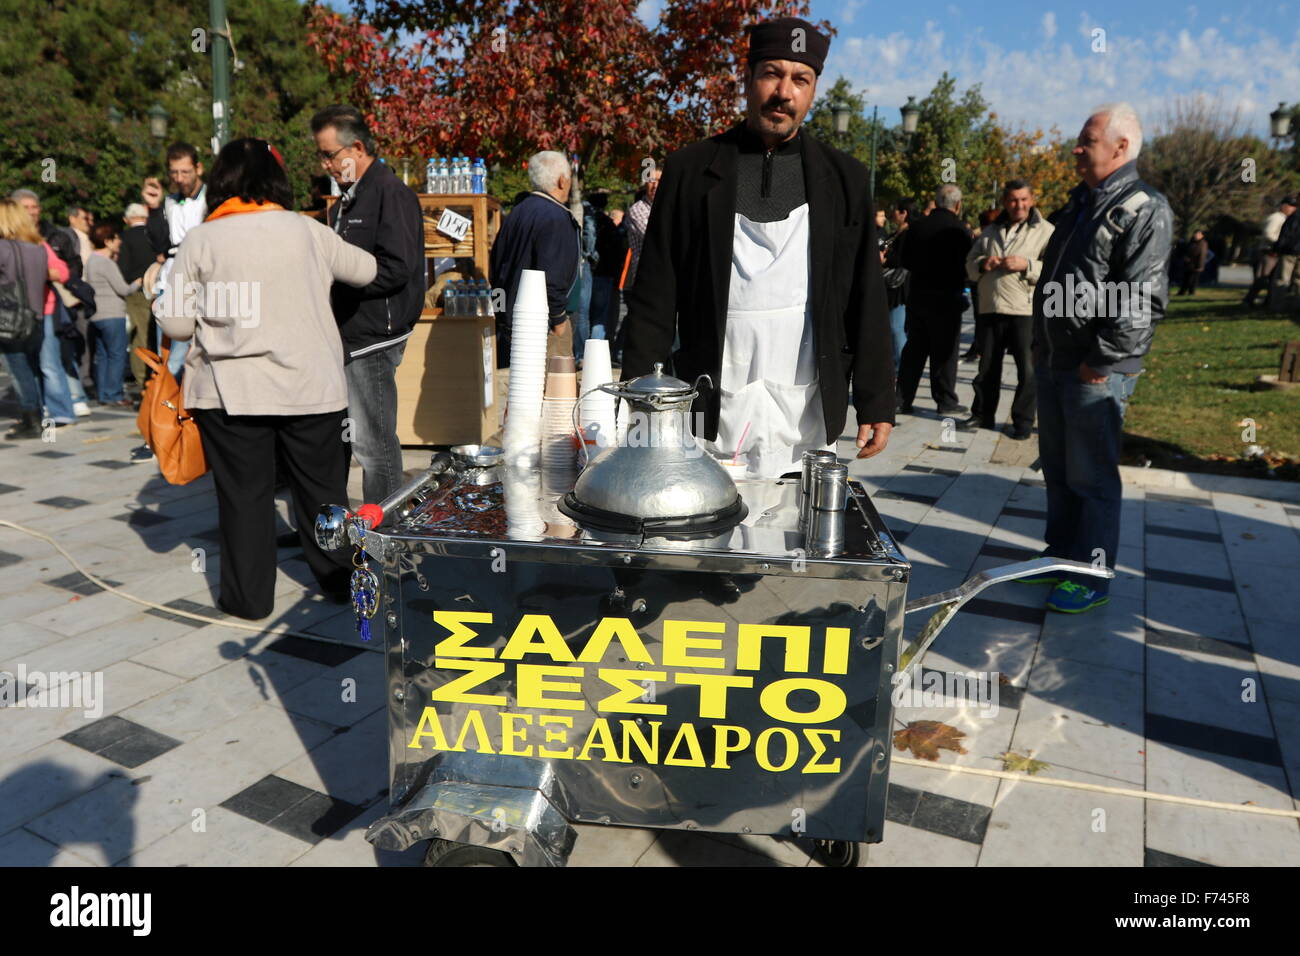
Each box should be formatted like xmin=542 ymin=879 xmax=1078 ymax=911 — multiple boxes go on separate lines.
xmin=560 ymin=363 xmax=747 ymax=534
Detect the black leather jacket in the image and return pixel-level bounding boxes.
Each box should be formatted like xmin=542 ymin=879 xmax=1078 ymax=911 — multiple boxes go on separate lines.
xmin=1032 ymin=161 xmax=1173 ymax=376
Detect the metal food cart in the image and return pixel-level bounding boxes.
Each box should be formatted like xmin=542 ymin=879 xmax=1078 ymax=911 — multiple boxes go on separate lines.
xmin=316 ymin=440 xmax=1107 ymax=867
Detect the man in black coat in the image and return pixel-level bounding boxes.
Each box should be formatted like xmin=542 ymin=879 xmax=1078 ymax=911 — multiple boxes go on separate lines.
xmin=897 ymin=184 xmax=973 ymax=415
xmin=621 ymin=17 xmax=894 ymax=476
xmin=313 ymin=105 xmax=425 ymax=504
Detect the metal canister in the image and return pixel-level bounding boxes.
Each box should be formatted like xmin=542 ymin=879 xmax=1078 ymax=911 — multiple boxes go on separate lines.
xmin=811 ymin=462 xmax=848 ymax=512
xmin=807 ymin=461 xmax=848 ymax=556
xmin=799 ymin=450 xmax=838 ymax=528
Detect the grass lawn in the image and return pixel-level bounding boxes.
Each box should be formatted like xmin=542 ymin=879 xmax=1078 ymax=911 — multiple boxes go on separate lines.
xmin=1123 ymin=286 xmax=1300 ymax=480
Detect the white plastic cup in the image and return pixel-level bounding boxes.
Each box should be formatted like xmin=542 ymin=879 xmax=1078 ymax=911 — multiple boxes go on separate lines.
xmin=513 ymin=270 xmax=549 ymax=315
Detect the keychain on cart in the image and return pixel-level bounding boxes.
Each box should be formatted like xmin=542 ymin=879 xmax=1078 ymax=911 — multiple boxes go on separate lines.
xmin=350 ymin=521 xmax=380 ymax=642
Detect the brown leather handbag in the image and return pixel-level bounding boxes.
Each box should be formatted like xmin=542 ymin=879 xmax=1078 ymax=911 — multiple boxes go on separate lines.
xmin=134 ymin=344 xmax=207 ymax=485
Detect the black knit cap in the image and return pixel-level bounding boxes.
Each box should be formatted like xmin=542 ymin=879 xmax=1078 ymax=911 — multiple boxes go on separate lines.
xmin=747 ymin=17 xmax=831 ymax=76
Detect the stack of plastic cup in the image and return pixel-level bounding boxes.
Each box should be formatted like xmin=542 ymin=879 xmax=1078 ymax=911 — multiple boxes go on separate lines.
xmin=541 ymin=395 xmax=578 ymax=485
xmin=578 ymin=338 xmax=617 ymax=463
xmin=502 ymin=465 xmax=545 ymax=538
xmin=502 ymin=269 xmax=550 ymax=465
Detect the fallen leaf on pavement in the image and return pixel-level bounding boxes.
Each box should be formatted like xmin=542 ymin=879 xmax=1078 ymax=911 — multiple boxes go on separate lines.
xmin=999 ymin=751 xmax=1049 ymax=774
xmin=893 ymin=721 xmax=967 ymax=761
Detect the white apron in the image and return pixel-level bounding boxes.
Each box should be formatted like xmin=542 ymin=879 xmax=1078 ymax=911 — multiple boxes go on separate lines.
xmin=702 ymin=204 xmax=833 ymax=479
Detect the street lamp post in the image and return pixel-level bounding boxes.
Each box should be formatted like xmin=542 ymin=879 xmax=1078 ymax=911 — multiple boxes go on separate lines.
xmin=1270 ymin=102 xmax=1293 ymax=146
xmin=900 ymin=96 xmax=920 ymax=136
xmin=147 ymin=103 xmax=170 ymax=140
xmin=867 ymin=105 xmax=879 ymax=201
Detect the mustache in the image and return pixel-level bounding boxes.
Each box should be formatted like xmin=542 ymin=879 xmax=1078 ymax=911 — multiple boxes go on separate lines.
xmin=762 ymin=100 xmax=794 ymax=116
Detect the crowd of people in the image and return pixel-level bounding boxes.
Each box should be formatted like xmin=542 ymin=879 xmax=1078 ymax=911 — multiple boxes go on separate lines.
xmin=0 ymin=13 xmax=1233 ymax=621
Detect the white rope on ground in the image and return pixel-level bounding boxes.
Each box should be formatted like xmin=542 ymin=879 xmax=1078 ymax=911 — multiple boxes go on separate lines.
xmin=892 ymin=755 xmax=1300 ymax=819
xmin=0 ymin=519 xmax=372 ymax=649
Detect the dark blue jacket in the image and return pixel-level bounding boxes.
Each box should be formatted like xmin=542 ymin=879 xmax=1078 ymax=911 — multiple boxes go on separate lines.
xmin=327 ymin=159 xmax=426 ymax=361
xmin=489 ymin=191 xmax=580 ymax=365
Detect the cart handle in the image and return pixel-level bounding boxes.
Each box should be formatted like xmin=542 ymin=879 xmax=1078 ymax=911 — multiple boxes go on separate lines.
xmin=897 ymin=558 xmax=1113 ymax=683
xmin=314 ymin=451 xmax=453 ymax=551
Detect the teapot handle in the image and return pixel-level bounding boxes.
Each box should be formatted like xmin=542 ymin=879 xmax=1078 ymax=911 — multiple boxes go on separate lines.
xmin=573 ymin=384 xmax=620 ymax=470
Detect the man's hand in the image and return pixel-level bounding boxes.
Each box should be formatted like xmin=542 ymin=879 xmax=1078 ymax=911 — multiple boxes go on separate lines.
xmin=855 ymin=422 xmax=892 ymax=459
xmin=1077 ymin=362 xmax=1108 ymax=384
xmin=550 ymin=318 xmax=571 ymax=337
xmin=982 ymin=255 xmax=1002 ymax=272
xmin=142 ymin=177 xmax=164 ymax=209
xmin=1002 ymin=255 xmax=1029 ymax=273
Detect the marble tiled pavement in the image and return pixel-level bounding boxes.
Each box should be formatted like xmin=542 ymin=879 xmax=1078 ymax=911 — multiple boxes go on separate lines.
xmin=1 ymin=342 xmax=1298 ymax=868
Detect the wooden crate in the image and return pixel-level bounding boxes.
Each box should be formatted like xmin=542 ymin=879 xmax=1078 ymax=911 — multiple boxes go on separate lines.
xmin=396 ymin=312 xmax=498 ymax=446
xmin=418 ymin=194 xmax=501 ymax=279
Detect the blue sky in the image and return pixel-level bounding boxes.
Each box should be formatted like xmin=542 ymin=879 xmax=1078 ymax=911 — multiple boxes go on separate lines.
xmin=632 ymin=0 xmax=1300 ymax=138
xmin=797 ymin=1 xmax=1300 ymax=137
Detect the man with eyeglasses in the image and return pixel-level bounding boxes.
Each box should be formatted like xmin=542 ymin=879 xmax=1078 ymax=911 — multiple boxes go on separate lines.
xmin=142 ymin=142 xmax=208 ymax=379
xmin=311 ymin=104 xmax=424 ymax=505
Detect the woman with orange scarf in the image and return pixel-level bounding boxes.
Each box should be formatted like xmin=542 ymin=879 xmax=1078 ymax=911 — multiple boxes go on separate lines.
xmin=156 ymin=137 xmax=377 ymax=620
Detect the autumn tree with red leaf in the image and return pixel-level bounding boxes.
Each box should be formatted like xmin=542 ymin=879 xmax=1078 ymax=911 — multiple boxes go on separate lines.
xmin=305 ymin=0 xmax=827 ymax=179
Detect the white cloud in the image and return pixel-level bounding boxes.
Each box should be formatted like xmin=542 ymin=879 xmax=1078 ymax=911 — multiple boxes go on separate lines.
xmin=822 ymin=21 xmax=1300 ymax=139
xmin=1042 ymin=12 xmax=1057 ymax=43
xmin=841 ymin=0 xmax=865 ymax=26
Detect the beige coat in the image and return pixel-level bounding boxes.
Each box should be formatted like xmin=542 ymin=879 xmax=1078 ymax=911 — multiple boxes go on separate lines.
xmin=965 ymin=210 xmax=1054 ymax=316
xmin=156 ymin=210 xmax=376 ymax=416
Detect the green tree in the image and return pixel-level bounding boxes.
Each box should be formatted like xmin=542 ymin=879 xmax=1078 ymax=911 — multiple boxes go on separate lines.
xmin=0 ymin=0 xmax=347 ymax=222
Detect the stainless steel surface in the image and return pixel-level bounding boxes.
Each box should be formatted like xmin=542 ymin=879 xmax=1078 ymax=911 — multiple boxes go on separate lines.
xmin=450 ymin=444 xmax=504 ymax=468
xmin=386 ymin=468 xmax=901 ymax=579
xmin=568 ymin=363 xmax=741 ymax=525
xmin=810 ymin=462 xmax=848 ymax=512
xmin=366 ymin=754 xmax=576 ymax=867
xmin=357 ymin=466 xmax=908 ymax=861
xmin=897 ymin=558 xmax=1115 ymax=681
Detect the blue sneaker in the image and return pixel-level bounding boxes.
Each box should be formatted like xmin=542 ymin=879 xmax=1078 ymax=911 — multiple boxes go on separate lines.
xmin=1046 ymin=581 xmax=1109 ymax=614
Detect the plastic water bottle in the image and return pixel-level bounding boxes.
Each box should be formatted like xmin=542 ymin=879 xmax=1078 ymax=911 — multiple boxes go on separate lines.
xmin=471 ymin=158 xmax=485 ymax=194
xmin=476 ymin=279 xmax=490 ymax=316
xmin=425 ymin=157 xmax=436 ymax=193
xmin=444 ymin=280 xmax=458 ymax=316
xmin=459 ymin=156 xmax=470 ymax=193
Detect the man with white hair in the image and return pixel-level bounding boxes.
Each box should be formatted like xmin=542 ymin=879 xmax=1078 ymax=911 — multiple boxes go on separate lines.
xmin=1022 ymin=103 xmax=1173 ymax=614
xmin=118 ymin=202 xmax=159 ymax=395
xmin=489 ymin=150 xmax=580 ymax=366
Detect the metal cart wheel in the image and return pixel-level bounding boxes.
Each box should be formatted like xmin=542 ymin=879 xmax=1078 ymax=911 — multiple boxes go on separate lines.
xmin=423 ymin=839 xmax=517 ymax=868
xmin=812 ymin=839 xmax=867 ymax=868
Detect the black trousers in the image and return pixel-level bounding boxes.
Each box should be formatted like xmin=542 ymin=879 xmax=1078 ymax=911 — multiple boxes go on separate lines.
xmin=192 ymin=406 xmax=352 ymax=619
xmin=969 ymin=312 xmax=1036 ymax=428
xmin=897 ymin=292 xmax=964 ymax=409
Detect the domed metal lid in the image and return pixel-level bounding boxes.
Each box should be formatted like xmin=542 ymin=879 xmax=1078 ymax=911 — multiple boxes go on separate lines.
xmin=620 ymin=362 xmax=696 ymax=399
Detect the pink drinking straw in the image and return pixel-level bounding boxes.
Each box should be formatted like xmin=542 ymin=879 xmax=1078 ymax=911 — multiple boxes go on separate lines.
xmin=732 ymin=422 xmax=751 ymax=464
